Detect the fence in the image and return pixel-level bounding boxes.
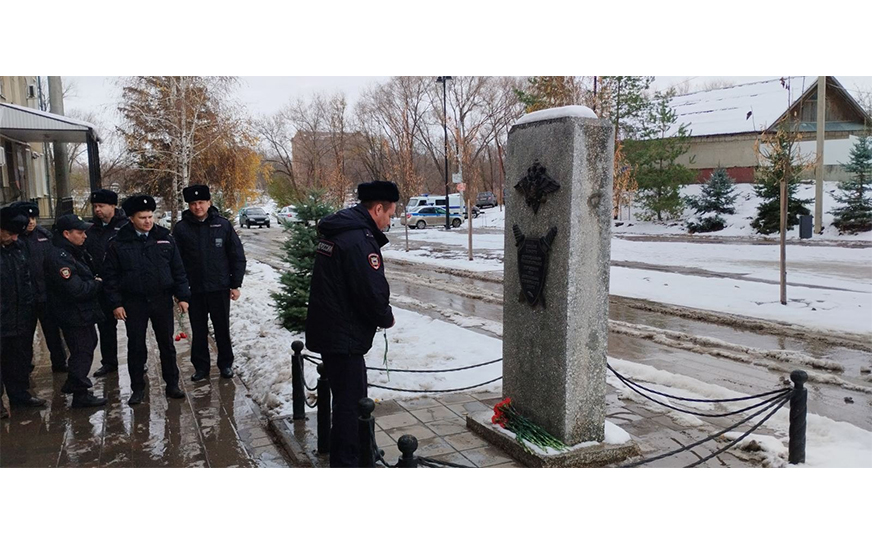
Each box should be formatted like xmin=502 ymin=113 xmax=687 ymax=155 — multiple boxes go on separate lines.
xmin=290 ymin=342 xmax=809 ymax=467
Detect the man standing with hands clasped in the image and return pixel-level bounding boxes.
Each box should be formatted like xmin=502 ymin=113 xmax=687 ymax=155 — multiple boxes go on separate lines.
xmin=102 ymin=195 xmax=191 ymax=406
xmin=305 ymin=180 xmax=398 ymax=467
xmin=172 ymin=185 xmax=246 ymax=382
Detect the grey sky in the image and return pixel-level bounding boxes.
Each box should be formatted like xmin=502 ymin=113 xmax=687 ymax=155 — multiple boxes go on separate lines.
xmin=64 ymin=76 xmax=871 ymax=127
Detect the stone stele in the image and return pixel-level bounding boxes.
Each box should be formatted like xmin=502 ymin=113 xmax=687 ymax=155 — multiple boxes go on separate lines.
xmin=501 ymin=107 xmax=614 ymax=445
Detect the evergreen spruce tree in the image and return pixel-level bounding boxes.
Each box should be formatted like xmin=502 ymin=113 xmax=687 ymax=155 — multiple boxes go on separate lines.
xmin=686 ymin=168 xmax=738 ymax=233
xmin=625 ymin=91 xmax=694 ymax=221
xmin=271 ymin=189 xmax=337 ymax=332
xmin=751 ymin=123 xmax=812 ymax=235
xmin=832 ymin=134 xmax=872 ymax=233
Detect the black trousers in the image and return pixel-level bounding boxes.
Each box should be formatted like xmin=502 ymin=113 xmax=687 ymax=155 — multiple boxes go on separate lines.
xmin=0 ymin=334 xmax=35 ymax=402
xmin=189 ymin=290 xmax=233 ymax=373
xmin=322 ymin=353 xmax=368 ymax=468
xmin=24 ymin=302 xmax=67 ymax=370
xmin=61 ymin=325 xmax=97 ymax=394
xmin=96 ymin=295 xmax=119 ymax=368
xmin=124 ymin=295 xmax=179 ymax=392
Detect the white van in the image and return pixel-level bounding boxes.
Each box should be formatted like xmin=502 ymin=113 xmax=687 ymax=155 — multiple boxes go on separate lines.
xmin=406 ymin=193 xmax=478 ymax=217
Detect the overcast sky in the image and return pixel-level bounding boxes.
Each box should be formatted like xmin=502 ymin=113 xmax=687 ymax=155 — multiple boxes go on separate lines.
xmin=63 ymin=76 xmax=871 ymax=128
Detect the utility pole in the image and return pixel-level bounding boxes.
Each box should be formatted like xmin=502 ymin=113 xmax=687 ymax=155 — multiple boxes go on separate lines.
xmin=48 ymin=76 xmax=70 ymax=217
xmin=815 ymin=76 xmax=826 ymax=234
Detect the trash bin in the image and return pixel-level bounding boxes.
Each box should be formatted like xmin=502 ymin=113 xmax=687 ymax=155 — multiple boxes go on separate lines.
xmin=799 ymin=215 xmax=813 ymax=239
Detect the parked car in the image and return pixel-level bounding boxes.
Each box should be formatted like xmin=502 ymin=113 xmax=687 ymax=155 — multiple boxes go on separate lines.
xmin=239 ymin=207 xmax=271 ymax=228
xmin=476 ymin=191 xmax=498 ymax=209
xmin=401 ymin=206 xmax=463 ymax=229
xmin=275 ymin=205 xmax=301 ymax=223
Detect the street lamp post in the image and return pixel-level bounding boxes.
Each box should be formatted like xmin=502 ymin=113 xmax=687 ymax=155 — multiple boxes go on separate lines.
xmin=437 ymin=76 xmax=452 ymax=230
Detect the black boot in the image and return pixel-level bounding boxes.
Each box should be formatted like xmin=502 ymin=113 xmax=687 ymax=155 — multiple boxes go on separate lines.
xmin=9 ymin=395 xmax=47 ymax=408
xmin=219 ymin=367 xmax=234 ymax=379
xmin=72 ymin=391 xmax=107 ymax=408
xmin=93 ymin=365 xmax=118 ymax=378
xmin=128 ymin=389 xmax=145 ymax=406
xmin=166 ymin=385 xmax=185 ymax=399
xmin=191 ymin=370 xmax=208 ymax=382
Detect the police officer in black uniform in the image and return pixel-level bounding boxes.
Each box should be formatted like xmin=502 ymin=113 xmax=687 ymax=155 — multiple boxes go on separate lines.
xmin=306 ymin=180 xmax=398 ymax=467
xmin=102 ymin=195 xmax=191 ymax=406
xmin=84 ymin=189 xmax=128 ymax=378
xmin=45 ymin=214 xmax=108 ymax=408
xmin=11 ymin=201 xmax=69 ymax=373
xmin=1 ymin=206 xmax=46 ymax=412
xmin=172 ymin=185 xmax=246 ymax=381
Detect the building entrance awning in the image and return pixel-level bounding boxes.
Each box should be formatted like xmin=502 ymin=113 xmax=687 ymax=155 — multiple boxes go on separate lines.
xmin=0 ymin=102 xmax=101 ymax=143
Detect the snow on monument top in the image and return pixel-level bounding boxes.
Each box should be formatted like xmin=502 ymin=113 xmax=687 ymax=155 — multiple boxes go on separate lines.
xmin=513 ymin=105 xmax=598 ymax=127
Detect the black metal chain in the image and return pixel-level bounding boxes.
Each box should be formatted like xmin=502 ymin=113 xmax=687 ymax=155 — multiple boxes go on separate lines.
xmin=369 ymin=422 xmax=397 ymax=468
xmin=607 ymin=364 xmax=790 ymax=403
xmin=685 ymin=394 xmax=791 ymax=468
xmin=303 ymin=353 xmax=322 ymax=362
xmin=623 ymin=391 xmax=790 ymax=468
xmin=611 ymin=369 xmax=789 ymax=418
xmin=366 ymin=358 xmax=503 ymax=374
xmin=368 ymin=376 xmax=502 ymax=394
xmin=417 ymin=455 xmax=472 ymax=468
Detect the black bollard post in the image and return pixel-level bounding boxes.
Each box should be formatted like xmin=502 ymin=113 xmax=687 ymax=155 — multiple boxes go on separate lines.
xmin=397 ymin=435 xmax=419 ymax=468
xmin=788 ymin=370 xmax=808 ymax=465
xmin=357 ymin=398 xmax=376 ymax=468
xmin=316 ymin=364 xmax=331 ymax=455
xmin=291 ymin=340 xmax=306 ymax=421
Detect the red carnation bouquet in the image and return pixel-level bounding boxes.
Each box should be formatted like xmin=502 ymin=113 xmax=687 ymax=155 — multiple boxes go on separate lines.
xmin=492 ymin=398 xmax=566 ymax=454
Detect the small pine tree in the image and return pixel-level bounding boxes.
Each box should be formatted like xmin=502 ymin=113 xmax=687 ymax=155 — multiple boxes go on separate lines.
xmin=271 ymin=189 xmax=337 ymax=332
xmin=751 ymin=122 xmax=812 ymax=235
xmin=626 ymin=91 xmax=694 ymax=221
xmin=686 ymin=168 xmax=738 ymax=233
xmin=832 ymin=134 xmax=872 ymax=233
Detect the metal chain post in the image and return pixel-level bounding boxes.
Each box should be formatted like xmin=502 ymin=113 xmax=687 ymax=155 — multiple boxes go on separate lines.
xmin=291 ymin=340 xmax=306 ymax=421
xmin=316 ymin=363 xmax=330 ymax=455
xmin=788 ymin=370 xmax=808 ymax=465
xmin=397 ymin=435 xmax=419 ymax=468
xmin=357 ymin=398 xmax=376 ymax=468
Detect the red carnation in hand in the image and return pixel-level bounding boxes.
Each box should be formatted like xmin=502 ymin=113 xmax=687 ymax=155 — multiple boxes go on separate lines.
xmin=174 ymin=334 xmax=181 ymax=342
xmin=179 ymin=332 xmax=187 ymax=339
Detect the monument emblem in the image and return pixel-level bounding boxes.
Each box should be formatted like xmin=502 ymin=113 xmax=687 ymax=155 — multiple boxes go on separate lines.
xmin=512 ymin=225 xmax=557 ymax=307
xmin=514 ymin=160 xmax=561 ymax=214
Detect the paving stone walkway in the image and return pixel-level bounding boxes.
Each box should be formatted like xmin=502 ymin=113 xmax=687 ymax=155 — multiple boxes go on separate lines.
xmin=0 ymin=321 xmax=288 ymax=468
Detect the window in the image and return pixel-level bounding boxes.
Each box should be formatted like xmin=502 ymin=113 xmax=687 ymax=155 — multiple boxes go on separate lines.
xmin=435 ymin=199 xmax=446 ymax=206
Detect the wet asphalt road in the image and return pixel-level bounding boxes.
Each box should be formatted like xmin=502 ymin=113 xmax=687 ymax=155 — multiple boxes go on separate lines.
xmin=240 ymin=224 xmax=872 ymax=432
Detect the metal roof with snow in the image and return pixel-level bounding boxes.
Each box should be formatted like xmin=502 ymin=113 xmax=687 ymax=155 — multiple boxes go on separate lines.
xmin=664 ymin=76 xmax=869 ymax=138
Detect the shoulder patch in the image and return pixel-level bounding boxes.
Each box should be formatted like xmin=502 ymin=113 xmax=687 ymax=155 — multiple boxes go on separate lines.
xmin=316 ymin=240 xmax=334 ymax=257
xmin=368 ymin=253 xmax=381 ymax=270
xmin=37 ymin=237 xmax=49 ymax=242
xmin=210 ymin=224 xmax=222 ymax=228
xmin=60 ymin=267 xmax=72 ymax=279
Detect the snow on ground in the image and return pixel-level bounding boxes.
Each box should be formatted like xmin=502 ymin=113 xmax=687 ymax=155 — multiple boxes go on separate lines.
xmin=614 ymin=181 xmax=872 ymax=241
xmin=228 ymin=260 xmax=503 ymax=418
xmin=610 ymin=266 xmax=872 ymax=335
xmin=229 ymin=258 xmax=870 ymax=467
xmin=608 ymin=358 xmax=872 ymax=468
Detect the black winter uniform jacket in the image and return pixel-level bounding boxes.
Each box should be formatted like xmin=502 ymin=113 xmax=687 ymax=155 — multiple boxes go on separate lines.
xmin=305 ymin=204 xmax=394 ymax=355
xmin=84 ymin=208 xmax=128 ymax=275
xmin=44 ymin=236 xmax=104 ymax=328
xmin=172 ymin=207 xmax=246 ymax=293
xmin=102 ymin=223 xmax=192 ymax=309
xmin=0 ymin=240 xmax=35 ymax=337
xmin=19 ymin=225 xmax=54 ymax=303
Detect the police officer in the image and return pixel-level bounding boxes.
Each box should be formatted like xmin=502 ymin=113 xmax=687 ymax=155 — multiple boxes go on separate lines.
xmin=84 ymin=189 xmax=128 ymax=378
xmin=305 ymin=180 xmax=398 ymax=467
xmin=45 ymin=214 xmax=108 ymax=408
xmin=172 ymin=185 xmax=246 ymax=381
xmin=102 ymin=195 xmax=191 ymax=406
xmin=11 ymin=201 xmax=69 ymax=373
xmin=1 ymin=206 xmax=46 ymax=411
